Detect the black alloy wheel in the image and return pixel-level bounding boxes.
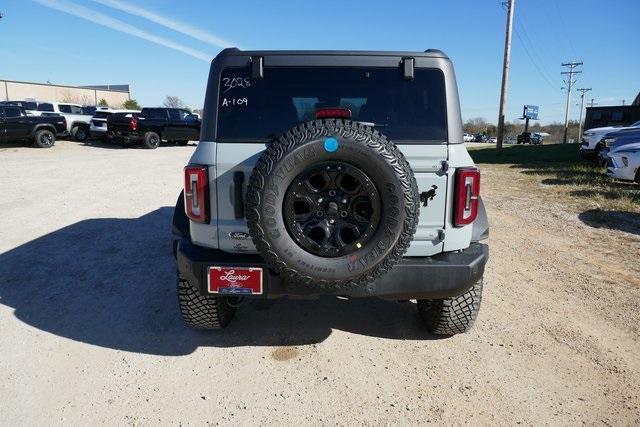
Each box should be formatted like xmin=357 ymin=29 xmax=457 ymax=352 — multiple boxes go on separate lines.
xmin=283 ymin=162 xmax=381 ymax=257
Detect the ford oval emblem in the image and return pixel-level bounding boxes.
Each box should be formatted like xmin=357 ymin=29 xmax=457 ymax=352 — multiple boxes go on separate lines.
xmin=229 ymin=231 xmax=251 ymax=240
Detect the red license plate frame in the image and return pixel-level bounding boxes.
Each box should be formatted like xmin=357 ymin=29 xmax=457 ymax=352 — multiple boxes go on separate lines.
xmin=207 ymin=266 xmax=263 ymax=295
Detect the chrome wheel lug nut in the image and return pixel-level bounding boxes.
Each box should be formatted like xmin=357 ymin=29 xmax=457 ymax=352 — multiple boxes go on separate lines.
xmin=316 ymin=211 xmax=323 ymax=217
xmin=340 ymin=211 xmax=348 ymax=218
xmin=329 ymin=219 xmax=335 ymax=224
xmin=317 ymin=197 xmax=323 ymax=203
xmin=328 ymin=190 xmax=336 ymax=196
xmin=341 ymin=198 xmax=347 ymax=204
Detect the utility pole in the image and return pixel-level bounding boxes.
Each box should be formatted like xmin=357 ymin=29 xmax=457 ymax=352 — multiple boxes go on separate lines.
xmin=561 ymin=62 xmax=582 ymax=143
xmin=576 ymin=88 xmax=592 ymax=140
xmin=589 ymin=98 xmax=596 ymax=108
xmin=496 ymin=0 xmax=515 ymax=153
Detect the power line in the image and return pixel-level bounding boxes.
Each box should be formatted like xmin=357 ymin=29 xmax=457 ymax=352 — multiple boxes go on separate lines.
xmin=512 ymin=11 xmax=557 ymax=89
xmin=561 ymin=61 xmax=583 ymax=143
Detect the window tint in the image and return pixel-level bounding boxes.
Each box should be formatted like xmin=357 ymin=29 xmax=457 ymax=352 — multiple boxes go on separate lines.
xmin=143 ymin=109 xmax=167 ymax=119
xmin=59 ymin=104 xmax=83 ymax=114
xmin=4 ymin=107 xmax=22 ymax=118
xmin=38 ymin=103 xmax=54 ymax=112
xmin=611 ymin=111 xmax=623 ymax=121
xmin=24 ymin=102 xmax=38 ymax=110
xmin=217 ymin=67 xmax=448 ymax=141
xmin=93 ymin=112 xmax=111 ymax=119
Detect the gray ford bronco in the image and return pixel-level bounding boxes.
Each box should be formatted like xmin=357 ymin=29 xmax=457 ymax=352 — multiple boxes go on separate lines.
xmin=172 ymin=48 xmax=489 ymax=336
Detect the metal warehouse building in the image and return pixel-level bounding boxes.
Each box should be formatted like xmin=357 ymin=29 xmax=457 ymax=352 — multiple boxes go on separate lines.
xmin=1 ymin=79 xmax=131 ymax=107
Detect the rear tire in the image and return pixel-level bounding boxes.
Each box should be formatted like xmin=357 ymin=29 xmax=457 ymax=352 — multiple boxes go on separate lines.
xmin=33 ymin=129 xmax=55 ymax=148
xmin=143 ymin=132 xmax=161 ymax=149
xmin=417 ymin=278 xmax=483 ymax=336
xmin=71 ymin=125 xmax=88 ymax=142
xmin=177 ymin=276 xmax=236 ymax=329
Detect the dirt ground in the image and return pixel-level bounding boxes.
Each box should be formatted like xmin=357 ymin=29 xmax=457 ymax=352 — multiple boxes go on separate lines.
xmin=1 ymin=140 xmax=638 ymax=425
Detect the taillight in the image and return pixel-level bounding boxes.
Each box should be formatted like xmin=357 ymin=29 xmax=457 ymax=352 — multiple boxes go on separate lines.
xmin=454 ymin=168 xmax=480 ymax=226
xmin=130 ymin=116 xmax=138 ymax=131
xmin=315 ymin=107 xmax=352 ymax=119
xmin=184 ymin=165 xmax=209 ymax=223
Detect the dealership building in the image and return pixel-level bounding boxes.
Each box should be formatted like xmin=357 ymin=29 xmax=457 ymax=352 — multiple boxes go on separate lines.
xmin=1 ymin=79 xmax=131 ymax=107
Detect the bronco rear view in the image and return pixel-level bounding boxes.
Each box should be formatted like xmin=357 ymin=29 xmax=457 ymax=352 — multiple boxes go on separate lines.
xmin=172 ymin=49 xmax=489 ymax=336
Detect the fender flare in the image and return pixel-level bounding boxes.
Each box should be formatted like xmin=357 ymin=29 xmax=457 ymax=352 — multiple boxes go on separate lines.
xmin=30 ymin=124 xmax=56 ymax=137
xmin=471 ymin=196 xmax=489 ymax=242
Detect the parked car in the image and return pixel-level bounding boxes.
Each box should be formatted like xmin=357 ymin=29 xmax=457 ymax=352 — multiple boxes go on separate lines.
xmin=517 ymin=132 xmax=543 ymax=144
xmin=473 ymin=133 xmax=487 ymax=143
xmin=107 ymin=107 xmax=200 ymax=149
xmin=89 ymin=109 xmax=140 ymax=140
xmin=598 ymin=128 xmax=640 ymax=165
xmin=606 ymin=142 xmax=640 ymax=184
xmin=0 ymin=105 xmax=67 ymax=148
xmin=487 ymin=136 xmax=497 ymax=143
xmin=172 ymin=48 xmax=489 ymax=336
xmin=463 ymin=132 xmax=474 ymax=142
xmin=0 ymin=100 xmax=42 ymax=116
xmin=581 ymin=120 xmax=640 ymax=158
xmin=36 ymin=102 xmax=92 ymax=141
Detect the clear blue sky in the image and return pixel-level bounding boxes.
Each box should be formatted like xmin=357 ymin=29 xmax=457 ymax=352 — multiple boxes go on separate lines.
xmin=1 ymin=0 xmax=638 ymax=123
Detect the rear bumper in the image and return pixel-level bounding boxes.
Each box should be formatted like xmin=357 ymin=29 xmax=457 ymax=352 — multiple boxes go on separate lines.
xmin=108 ymin=130 xmax=142 ymax=141
xmin=176 ymin=240 xmax=489 ymax=300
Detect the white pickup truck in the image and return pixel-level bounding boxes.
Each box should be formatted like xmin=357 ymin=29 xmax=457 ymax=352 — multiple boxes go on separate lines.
xmin=36 ymin=102 xmax=93 ymax=141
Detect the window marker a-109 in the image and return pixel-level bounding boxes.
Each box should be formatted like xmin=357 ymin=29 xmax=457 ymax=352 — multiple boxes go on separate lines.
xmin=172 ymin=49 xmax=489 ymax=336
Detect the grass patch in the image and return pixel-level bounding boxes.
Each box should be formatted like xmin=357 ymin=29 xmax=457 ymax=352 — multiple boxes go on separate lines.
xmin=468 ymin=143 xmax=640 ymax=215
xmin=468 ymin=143 xmax=581 ymax=164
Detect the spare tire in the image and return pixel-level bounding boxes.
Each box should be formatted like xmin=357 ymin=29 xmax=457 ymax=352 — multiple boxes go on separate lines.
xmin=246 ymin=119 xmax=419 ymax=290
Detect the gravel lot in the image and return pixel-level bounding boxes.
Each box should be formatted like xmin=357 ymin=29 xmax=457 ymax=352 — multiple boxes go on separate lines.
xmin=1 ymin=140 xmax=639 ymax=424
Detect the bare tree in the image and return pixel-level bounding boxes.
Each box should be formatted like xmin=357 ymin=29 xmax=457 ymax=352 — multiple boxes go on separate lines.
xmin=163 ymin=95 xmax=186 ymax=109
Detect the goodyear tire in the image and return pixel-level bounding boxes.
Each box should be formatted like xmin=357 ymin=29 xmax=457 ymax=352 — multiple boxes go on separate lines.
xmin=417 ymin=278 xmax=483 ymax=336
xmin=246 ymin=119 xmax=419 ymax=290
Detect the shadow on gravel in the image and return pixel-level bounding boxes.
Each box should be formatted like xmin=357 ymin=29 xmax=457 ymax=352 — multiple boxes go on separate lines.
xmin=82 ymin=139 xmax=197 ymax=150
xmin=578 ymin=209 xmax=640 ymax=236
xmin=0 ymin=208 xmax=432 ymax=356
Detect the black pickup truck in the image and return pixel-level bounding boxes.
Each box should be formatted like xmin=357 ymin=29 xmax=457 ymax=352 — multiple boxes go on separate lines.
xmin=0 ymin=105 xmax=67 ymax=148
xmin=517 ymin=132 xmax=543 ymax=145
xmin=107 ymin=107 xmax=200 ymax=149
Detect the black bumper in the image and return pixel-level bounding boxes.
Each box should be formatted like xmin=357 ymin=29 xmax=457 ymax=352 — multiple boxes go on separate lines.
xmin=176 ymin=240 xmax=489 ymax=300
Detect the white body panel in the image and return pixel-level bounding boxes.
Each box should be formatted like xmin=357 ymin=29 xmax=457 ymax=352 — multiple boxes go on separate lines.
xmin=188 ymin=141 xmax=478 ymax=256
xmin=607 ymin=143 xmax=640 ymax=181
xmin=39 ymin=102 xmax=91 ymax=132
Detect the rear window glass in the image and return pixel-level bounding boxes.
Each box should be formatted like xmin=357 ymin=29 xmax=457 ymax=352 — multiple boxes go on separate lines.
xmin=216 ymin=67 xmax=447 ymax=141
xmin=3 ymin=107 xmax=22 ymax=118
xmin=38 ymin=103 xmax=54 ymax=112
xmin=93 ymin=112 xmax=111 ymax=119
xmin=143 ymin=109 xmax=167 ymax=119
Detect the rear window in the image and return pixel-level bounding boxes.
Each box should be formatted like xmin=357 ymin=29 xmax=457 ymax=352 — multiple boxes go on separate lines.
xmin=3 ymin=107 xmax=22 ymax=118
xmin=38 ymin=103 xmax=54 ymax=112
xmin=93 ymin=112 xmax=111 ymax=119
xmin=216 ymin=67 xmax=447 ymax=141
xmin=143 ymin=108 xmax=167 ymax=119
